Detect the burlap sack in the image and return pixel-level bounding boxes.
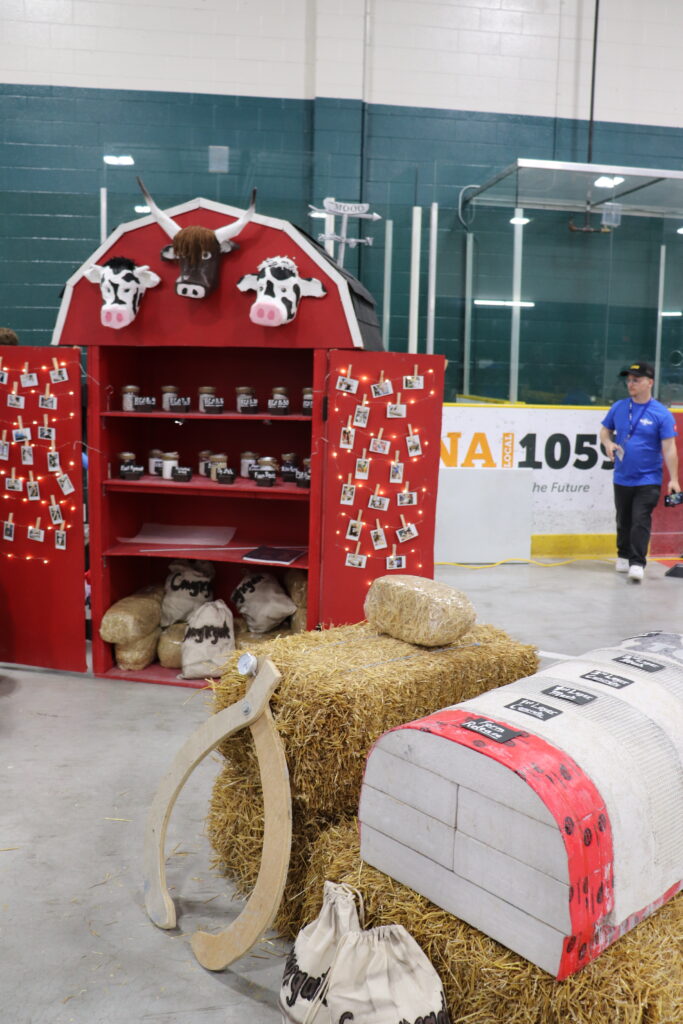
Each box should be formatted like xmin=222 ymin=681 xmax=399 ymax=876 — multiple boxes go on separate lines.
xmin=230 ymin=572 xmax=297 ymax=634
xmin=181 ymin=599 xmax=235 ymax=679
xmin=115 ymin=627 xmax=161 ymax=671
xmin=364 ymin=575 xmax=476 ymax=647
xmin=160 ymin=560 xmax=215 ymax=627
xmin=99 ymin=585 xmax=163 ymax=644
xmin=157 ymin=622 xmax=187 ymax=669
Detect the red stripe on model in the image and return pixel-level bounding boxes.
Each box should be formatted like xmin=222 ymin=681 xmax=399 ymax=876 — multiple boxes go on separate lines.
xmin=398 ymin=709 xmax=614 ymax=979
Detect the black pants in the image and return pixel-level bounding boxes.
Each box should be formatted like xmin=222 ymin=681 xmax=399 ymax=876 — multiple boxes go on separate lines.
xmin=613 ymin=483 xmax=661 ymax=566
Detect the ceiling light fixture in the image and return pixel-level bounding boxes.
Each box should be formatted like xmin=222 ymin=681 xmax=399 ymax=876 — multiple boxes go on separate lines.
xmin=594 ymin=175 xmax=624 ymax=188
xmin=474 ymin=300 xmax=535 ymax=308
xmin=103 ymin=155 xmax=135 ymax=166
xmin=134 ymin=205 xmax=150 ymax=214
xmin=509 ymin=216 xmax=530 ymax=225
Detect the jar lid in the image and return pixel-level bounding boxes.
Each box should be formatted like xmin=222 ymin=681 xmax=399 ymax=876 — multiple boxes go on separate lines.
xmin=161 ymin=385 xmax=179 ymax=392
xmin=117 ymin=451 xmax=136 ymax=459
xmin=163 ymin=451 xmax=179 ymax=459
xmin=148 ymin=448 xmax=163 ymax=456
xmin=303 ymin=457 xmax=311 ymax=466
xmin=272 ymin=386 xmax=288 ymax=395
xmin=236 ymin=386 xmax=254 ymax=394
xmin=198 ymin=386 xmax=216 ymax=394
xmin=121 ymin=385 xmax=140 ymax=392
xmin=198 ymin=449 xmax=212 ymax=457
xmin=240 ymin=451 xmax=259 ymax=458
xmin=281 ymin=452 xmax=298 ymax=461
xmin=209 ymin=453 xmax=228 ymax=462
xmin=258 ymin=457 xmax=278 ymax=466
xmin=302 ymin=386 xmax=314 ymax=394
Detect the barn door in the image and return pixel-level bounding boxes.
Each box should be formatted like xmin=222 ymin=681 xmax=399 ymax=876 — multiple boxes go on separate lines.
xmin=0 ymin=345 xmax=87 ymax=672
xmin=316 ymin=349 xmax=445 ymax=627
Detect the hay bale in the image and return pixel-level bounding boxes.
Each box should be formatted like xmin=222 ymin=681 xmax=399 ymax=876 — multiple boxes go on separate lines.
xmin=364 ymin=575 xmax=476 ymax=647
xmin=99 ymin=585 xmax=163 ymax=644
xmin=290 ymin=607 xmax=308 ymax=634
xmin=284 ymin=569 xmax=308 ymax=607
xmin=157 ymin=623 xmax=186 ymax=668
xmin=301 ymin=818 xmax=683 ymax=1024
xmin=211 ymin=622 xmax=535 ymax=817
xmin=115 ymin=626 xmax=161 ymax=671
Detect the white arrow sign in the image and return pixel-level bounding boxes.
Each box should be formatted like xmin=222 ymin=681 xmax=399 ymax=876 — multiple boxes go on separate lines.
xmin=323 ymin=197 xmax=370 ymax=215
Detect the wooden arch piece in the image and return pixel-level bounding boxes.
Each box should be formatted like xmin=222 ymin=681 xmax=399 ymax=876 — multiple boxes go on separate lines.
xmin=143 ymin=656 xmax=292 ymax=971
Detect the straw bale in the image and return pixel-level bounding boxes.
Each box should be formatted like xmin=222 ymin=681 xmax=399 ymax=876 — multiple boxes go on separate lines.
xmin=290 ymin=607 xmax=308 ymax=634
xmin=115 ymin=626 xmax=161 ymax=671
xmin=302 ymin=819 xmax=683 ymax=1024
xmin=211 ymin=622 xmax=537 ymax=816
xmin=157 ymin=622 xmax=186 ymax=668
xmin=284 ymin=569 xmax=308 ymax=607
xmin=364 ymin=575 xmax=476 ymax=647
xmin=234 ymin=617 xmax=294 ymax=649
xmin=99 ymin=585 xmax=163 ymax=644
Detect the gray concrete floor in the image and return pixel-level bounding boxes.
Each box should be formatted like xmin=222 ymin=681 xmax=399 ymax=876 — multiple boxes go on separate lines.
xmin=2 ymin=557 xmax=683 ymax=1023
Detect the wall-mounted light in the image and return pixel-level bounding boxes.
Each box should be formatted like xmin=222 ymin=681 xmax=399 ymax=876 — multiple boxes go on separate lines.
xmin=103 ymin=155 xmax=135 ymax=166
xmin=594 ymin=175 xmax=624 ymax=188
xmin=676 ymin=227 xmax=683 ymax=235
xmin=134 ymin=205 xmax=150 ymax=214
xmin=661 ymin=311 xmax=682 ymax=317
xmin=474 ymin=299 xmax=535 ymax=308
xmin=509 ymin=215 xmax=530 ymax=225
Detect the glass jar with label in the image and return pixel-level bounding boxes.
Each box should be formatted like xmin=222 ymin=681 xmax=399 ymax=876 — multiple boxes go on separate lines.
xmin=302 ymin=386 xmax=314 ymax=413
xmin=117 ymin=451 xmax=136 ymax=477
xmin=198 ymin=449 xmax=212 ymax=476
xmin=256 ymin=456 xmax=278 ymax=487
xmin=268 ymin=386 xmax=289 ymax=414
xmin=236 ymin=386 xmax=258 ymax=413
xmin=148 ymin=448 xmax=164 ymax=476
xmin=161 ymin=451 xmax=179 ymax=480
xmin=198 ymin=386 xmax=216 ymax=413
xmin=121 ymin=385 xmax=140 ymax=411
xmin=240 ymin=450 xmax=259 ymax=478
xmin=209 ymin=453 xmax=228 ymax=481
xmin=161 ymin=385 xmax=179 ymax=411
xmin=280 ymin=452 xmax=298 ymax=481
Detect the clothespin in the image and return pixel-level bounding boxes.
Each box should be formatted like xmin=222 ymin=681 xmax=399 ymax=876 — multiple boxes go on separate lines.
xmin=396 ymin=392 xmax=402 ymax=405
xmin=347 ymin=364 xmax=352 ymax=378
xmin=17 ymin=416 xmax=23 ymax=432
xmin=347 ymin=473 xmax=353 ymax=486
xmin=8 ymin=512 xmax=14 ymax=525
xmin=362 ymin=447 xmax=367 ymax=460
xmin=28 ymin=471 xmax=34 ymax=484
xmin=51 ymin=357 xmax=60 ymax=372
xmin=376 ymin=428 xmax=384 ymax=441
xmin=413 ymin=364 xmax=418 ymax=377
xmin=34 ymin=517 xmax=41 ymax=531
xmin=1 ymin=430 xmax=6 ymax=443
xmin=43 ymin=414 xmax=49 ymax=430
xmin=50 ymin=493 xmax=57 ymax=506
xmin=347 ymin=415 xmax=352 ymax=429
xmin=44 ymin=383 xmax=51 ymax=398
xmin=395 ymin=450 xmax=400 ymax=463
xmin=356 ymin=509 xmax=364 ymax=523
xmin=408 ymin=423 xmax=414 ymax=435
xmin=400 ymin=514 xmax=408 ymax=528
xmin=354 ymin=541 xmax=361 ymax=556
xmin=376 ymin=518 xmax=382 ymax=532
xmin=11 ymin=381 xmax=18 ymax=396
xmin=391 ymin=544 xmax=397 ymax=558
xmin=373 ymin=483 xmax=380 ymax=496
xmin=23 ymin=361 xmax=29 ymax=375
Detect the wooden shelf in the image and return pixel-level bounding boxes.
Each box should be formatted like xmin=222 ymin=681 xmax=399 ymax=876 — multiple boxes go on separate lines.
xmin=103 ymin=474 xmax=310 ymax=500
xmin=104 ymin=541 xmax=309 ymax=570
xmin=102 ymin=411 xmax=312 ymax=421
xmin=102 ymin=663 xmax=208 ymax=689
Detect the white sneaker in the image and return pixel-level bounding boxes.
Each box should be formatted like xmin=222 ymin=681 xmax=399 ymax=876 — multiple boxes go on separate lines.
xmin=615 ymin=557 xmax=629 ymax=573
xmin=628 ymin=564 xmax=644 ymax=581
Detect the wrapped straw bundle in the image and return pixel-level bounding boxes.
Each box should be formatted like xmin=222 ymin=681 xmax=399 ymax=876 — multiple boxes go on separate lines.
xmin=364 ymin=575 xmax=477 ymax=647
xmin=301 ymin=818 xmax=683 ymax=1024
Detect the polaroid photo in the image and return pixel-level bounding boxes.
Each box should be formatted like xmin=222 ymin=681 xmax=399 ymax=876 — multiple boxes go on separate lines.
xmin=47 ymin=451 xmax=61 ymax=473
xmin=38 ymin=426 xmax=56 ymax=442
xmin=57 ymin=473 xmax=75 ymax=495
xmin=340 ymin=482 xmax=356 ymax=505
xmin=371 ymin=528 xmax=387 ymax=551
xmin=26 ymin=481 xmax=40 ymax=501
xmin=0 ymin=370 xmax=7 ymax=386
xmin=345 ymin=551 xmax=367 ymax=569
xmin=387 ymin=403 xmax=407 ymax=419
xmin=3 ymin=521 xmax=14 ymax=542
xmin=368 ymin=493 xmax=390 ymax=512
xmin=8 ymin=393 xmax=25 ymax=409
xmin=5 ymin=476 xmax=22 ymax=492
xmin=396 ymin=522 xmax=419 ymax=543
xmin=403 ymin=374 xmax=424 ymax=390
xmin=21 ymin=445 xmax=33 ymax=466
xmin=386 ymin=554 xmax=406 ymax=570
xmin=352 ymin=404 xmax=370 ymax=428
xmin=346 ymin=519 xmax=363 ymax=541
xmin=406 ymin=434 xmax=423 ymax=457
xmin=55 ymin=530 xmax=67 ymax=550
xmin=370 ymin=379 xmax=393 ymax=399
xmin=12 ymin=427 xmax=31 ymax=443
xmin=355 ymin=457 xmax=370 ymax=480
xmin=336 ymin=375 xmax=359 ymax=394
xmin=369 ymin=437 xmax=391 ymax=455
xmin=20 ymin=372 xmax=39 ymax=389
xmin=389 ymin=461 xmax=404 ymax=484
xmin=50 ymin=367 xmax=69 ymax=384
xmin=340 ymin=426 xmax=356 ymax=450
xmin=28 ymin=526 xmax=45 ymax=542
xmin=397 ymin=490 xmax=418 ymax=507
xmin=39 ymin=395 xmax=57 ymax=410
xmin=49 ymin=503 xmax=64 ymax=525
xmin=0 ymin=441 xmax=8 ymax=461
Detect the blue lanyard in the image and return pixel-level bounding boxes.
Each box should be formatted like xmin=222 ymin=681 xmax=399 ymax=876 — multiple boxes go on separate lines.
xmin=627 ymin=399 xmax=650 ymax=440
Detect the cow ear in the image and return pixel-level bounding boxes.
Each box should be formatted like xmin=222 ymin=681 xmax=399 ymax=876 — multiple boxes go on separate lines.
xmin=236 ymin=274 xmax=258 ymax=293
xmin=160 ymin=245 xmax=177 ymax=262
xmin=137 ymin=266 xmax=162 ymax=288
xmin=84 ymin=264 xmax=103 ymax=284
xmin=300 ymin=277 xmax=327 ymax=298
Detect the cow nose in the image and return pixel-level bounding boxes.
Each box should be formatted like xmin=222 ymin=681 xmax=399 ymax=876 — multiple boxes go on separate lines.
xmin=101 ymin=305 xmax=135 ymax=329
xmin=250 ymin=301 xmax=286 ymax=327
xmin=177 ymin=282 xmax=205 ymax=299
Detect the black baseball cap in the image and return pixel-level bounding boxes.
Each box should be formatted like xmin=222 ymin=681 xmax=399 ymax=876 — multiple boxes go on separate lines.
xmin=619 ymin=361 xmax=654 ymax=379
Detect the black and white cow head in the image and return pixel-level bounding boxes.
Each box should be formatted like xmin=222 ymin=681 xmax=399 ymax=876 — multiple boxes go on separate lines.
xmin=84 ymin=256 xmax=161 ymax=329
xmin=137 ymin=177 xmax=256 ymax=299
xmin=237 ymin=256 xmax=327 ymax=327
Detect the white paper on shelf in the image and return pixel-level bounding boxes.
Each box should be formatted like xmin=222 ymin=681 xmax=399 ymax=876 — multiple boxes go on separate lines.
xmin=116 ymin=523 xmax=236 ymax=546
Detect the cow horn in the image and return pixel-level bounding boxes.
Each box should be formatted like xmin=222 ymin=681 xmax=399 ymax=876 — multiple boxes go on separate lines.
xmin=136 ymin=176 xmax=181 ymax=241
xmin=214 ymin=188 xmax=257 ymax=245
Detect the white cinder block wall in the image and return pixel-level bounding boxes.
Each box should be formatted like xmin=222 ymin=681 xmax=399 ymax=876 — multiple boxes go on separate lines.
xmin=1 ymin=0 xmax=683 ymax=129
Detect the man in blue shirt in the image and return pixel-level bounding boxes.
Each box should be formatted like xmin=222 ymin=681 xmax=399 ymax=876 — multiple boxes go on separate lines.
xmin=599 ymin=361 xmax=680 ymax=581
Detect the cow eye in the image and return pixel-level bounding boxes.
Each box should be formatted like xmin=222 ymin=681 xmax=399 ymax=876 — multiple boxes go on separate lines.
xmin=201 ymin=251 xmax=212 ymax=261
